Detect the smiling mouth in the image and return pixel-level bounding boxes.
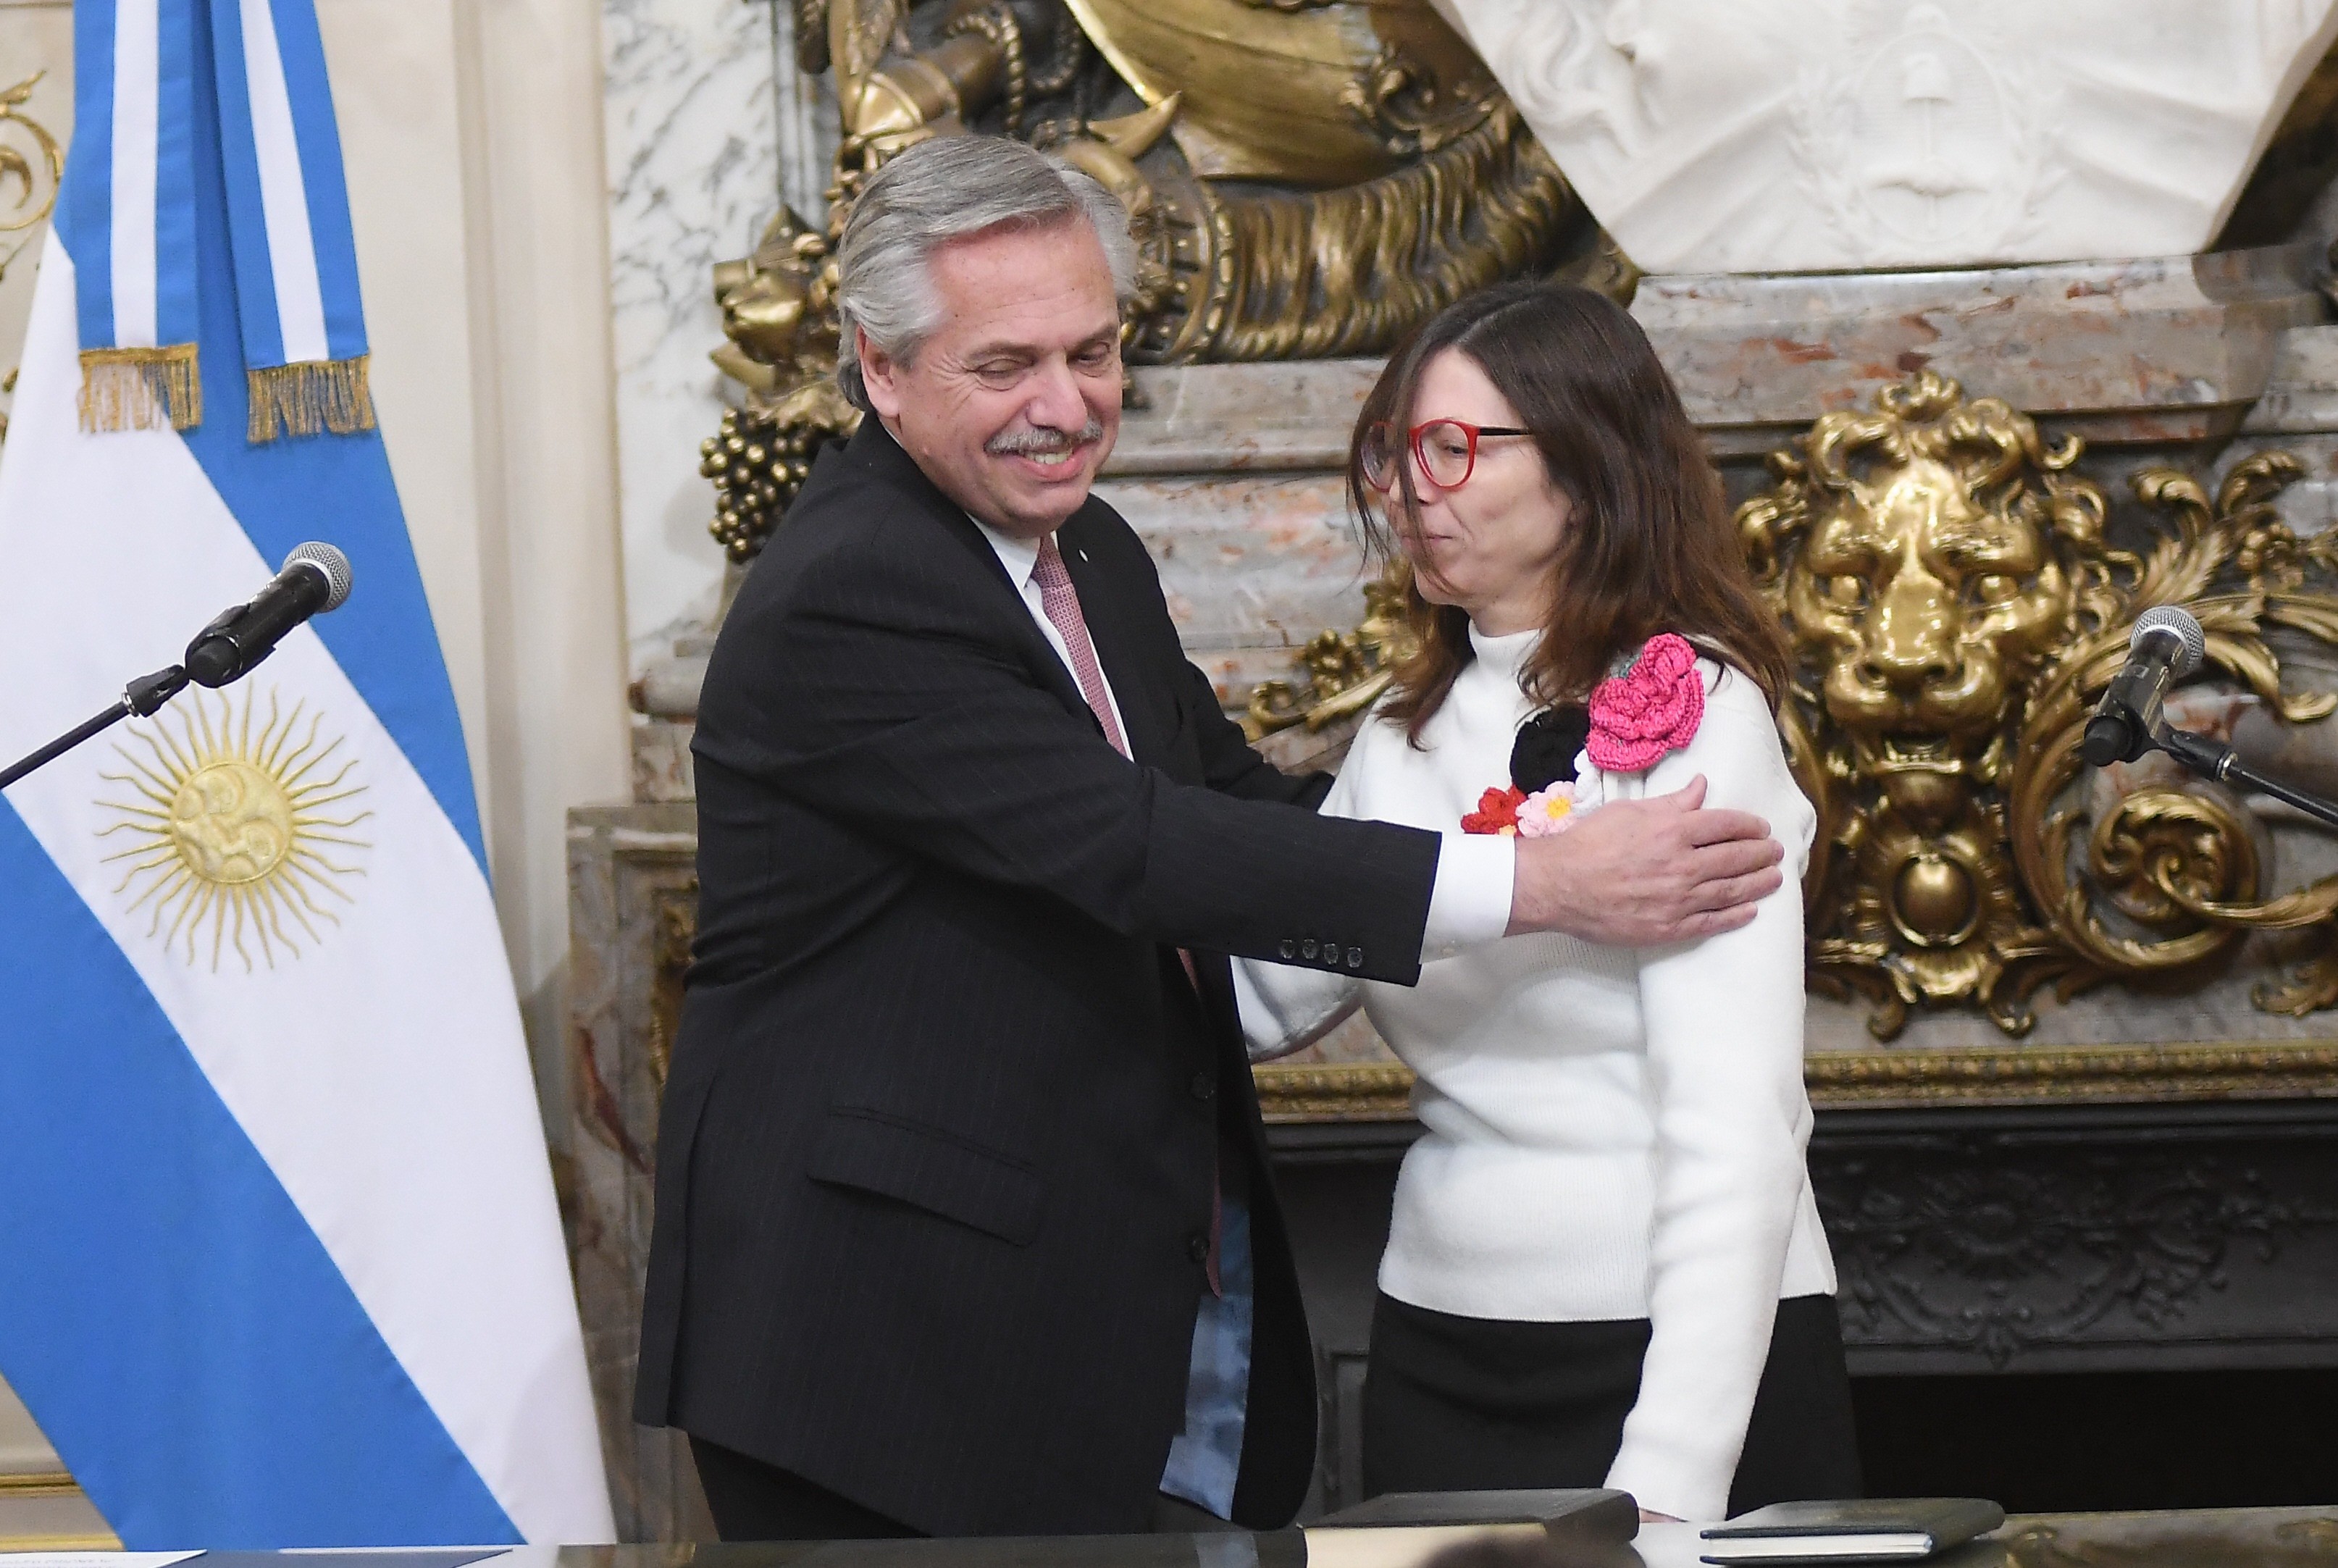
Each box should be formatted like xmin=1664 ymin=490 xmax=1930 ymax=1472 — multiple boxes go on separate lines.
xmin=990 ymin=416 xmax=1105 ymax=472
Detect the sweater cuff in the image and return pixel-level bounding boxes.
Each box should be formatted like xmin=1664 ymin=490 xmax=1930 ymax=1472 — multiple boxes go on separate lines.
xmin=1605 ymin=1442 xmax=1734 ymax=1527
xmin=1421 ymin=833 xmax=1514 ymax=960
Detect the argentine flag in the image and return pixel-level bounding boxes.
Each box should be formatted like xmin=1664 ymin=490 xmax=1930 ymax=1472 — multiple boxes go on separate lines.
xmin=0 ymin=0 xmax=613 ymax=1548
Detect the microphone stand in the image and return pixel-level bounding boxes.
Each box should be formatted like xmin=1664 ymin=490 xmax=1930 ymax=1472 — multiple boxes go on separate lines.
xmin=0 ymin=665 xmax=190 ymax=791
xmin=2147 ymin=718 xmax=2338 ymax=832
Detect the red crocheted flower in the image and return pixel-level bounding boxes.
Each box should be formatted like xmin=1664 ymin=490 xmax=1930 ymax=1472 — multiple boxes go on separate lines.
xmin=1586 ymin=633 xmax=1705 ymax=771
xmin=1462 ymin=785 xmax=1527 ymax=835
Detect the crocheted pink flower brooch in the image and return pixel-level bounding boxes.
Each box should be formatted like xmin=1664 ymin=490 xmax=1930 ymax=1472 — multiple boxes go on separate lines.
xmin=1585 ymin=633 xmax=1705 ymax=771
xmin=1514 ymin=783 xmax=1576 ymax=837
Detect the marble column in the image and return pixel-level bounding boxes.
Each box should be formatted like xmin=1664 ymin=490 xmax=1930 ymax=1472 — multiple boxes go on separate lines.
xmin=602 ymin=0 xmax=837 ymax=792
xmin=600 ymin=0 xmax=818 ymax=680
xmin=771 ymin=2 xmax=839 ymax=229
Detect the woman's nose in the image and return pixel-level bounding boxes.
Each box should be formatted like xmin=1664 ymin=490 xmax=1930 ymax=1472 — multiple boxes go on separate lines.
xmin=1397 ymin=496 xmax=1450 ymax=548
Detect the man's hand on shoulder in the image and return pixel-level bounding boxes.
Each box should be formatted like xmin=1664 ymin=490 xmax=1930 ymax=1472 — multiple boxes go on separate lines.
xmin=1507 ymin=776 xmax=1785 ymax=945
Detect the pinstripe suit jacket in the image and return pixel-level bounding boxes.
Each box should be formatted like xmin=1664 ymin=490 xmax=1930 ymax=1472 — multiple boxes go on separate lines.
xmin=634 ymin=419 xmax=1442 ymax=1536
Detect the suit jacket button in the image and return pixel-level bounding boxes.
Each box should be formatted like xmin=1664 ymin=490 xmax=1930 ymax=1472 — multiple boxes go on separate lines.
xmin=1301 ymin=939 xmax=1318 ymax=959
xmin=1191 ymin=1071 xmax=1215 ymax=1101
xmin=1347 ymin=947 xmax=1364 ymax=969
xmin=1321 ymin=936 xmax=1338 ymax=957
xmin=1187 ymin=1232 xmax=1212 ymax=1264
xmin=1278 ymin=939 xmax=1296 ymax=960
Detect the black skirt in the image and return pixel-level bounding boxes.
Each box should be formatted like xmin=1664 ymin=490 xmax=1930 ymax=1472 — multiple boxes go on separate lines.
xmin=1361 ymin=1291 xmax=1861 ymax=1516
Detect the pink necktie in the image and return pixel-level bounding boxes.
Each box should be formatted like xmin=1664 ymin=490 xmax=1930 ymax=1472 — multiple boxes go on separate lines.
xmin=1032 ymin=534 xmax=1129 ymax=758
xmin=1034 ymin=534 xmax=1220 ymax=1294
xmin=1029 ymin=535 xmax=1192 ymax=984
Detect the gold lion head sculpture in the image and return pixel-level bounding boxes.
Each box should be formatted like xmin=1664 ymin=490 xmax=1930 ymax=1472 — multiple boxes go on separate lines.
xmin=1735 ymin=372 xmax=2338 ymax=1039
xmin=1741 ymin=372 xmax=2131 ymax=764
xmin=1740 ymin=373 xmax=2136 ymax=1035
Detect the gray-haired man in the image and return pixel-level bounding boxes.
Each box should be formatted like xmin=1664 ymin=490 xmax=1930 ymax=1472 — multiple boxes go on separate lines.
xmin=634 ymin=134 xmax=1782 ymax=1540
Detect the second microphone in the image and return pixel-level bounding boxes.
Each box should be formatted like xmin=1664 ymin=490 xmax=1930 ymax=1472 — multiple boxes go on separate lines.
xmin=2079 ymin=605 xmax=2207 ymax=769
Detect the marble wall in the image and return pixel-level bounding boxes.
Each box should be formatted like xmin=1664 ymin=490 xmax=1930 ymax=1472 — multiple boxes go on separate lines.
xmin=1097 ymin=360 xmax=1383 ymax=703
xmin=601 ymin=0 xmax=834 ymax=680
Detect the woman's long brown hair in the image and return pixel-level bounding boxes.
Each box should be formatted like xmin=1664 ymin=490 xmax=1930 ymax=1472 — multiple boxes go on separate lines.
xmin=1348 ymin=281 xmax=1791 ymax=745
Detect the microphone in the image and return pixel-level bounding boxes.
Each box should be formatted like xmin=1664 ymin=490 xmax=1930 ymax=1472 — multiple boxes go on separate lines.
xmin=2080 ymin=605 xmax=2205 ymax=768
xmin=184 ymin=542 xmax=354 ymax=689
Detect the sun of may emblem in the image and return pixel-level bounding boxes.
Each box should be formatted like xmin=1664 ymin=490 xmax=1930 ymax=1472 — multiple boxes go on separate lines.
xmin=96 ymin=687 xmax=372 ymax=971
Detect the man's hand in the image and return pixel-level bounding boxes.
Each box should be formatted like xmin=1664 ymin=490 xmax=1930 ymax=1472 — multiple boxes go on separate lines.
xmin=1507 ymin=776 xmax=1785 ymax=944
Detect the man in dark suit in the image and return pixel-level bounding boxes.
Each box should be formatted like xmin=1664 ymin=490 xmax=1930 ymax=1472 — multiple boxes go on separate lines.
xmin=635 ymin=135 xmax=1785 ymax=1542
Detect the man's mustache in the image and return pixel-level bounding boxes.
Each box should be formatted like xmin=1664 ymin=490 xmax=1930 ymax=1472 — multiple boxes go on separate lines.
xmin=987 ymin=415 xmax=1105 ymax=458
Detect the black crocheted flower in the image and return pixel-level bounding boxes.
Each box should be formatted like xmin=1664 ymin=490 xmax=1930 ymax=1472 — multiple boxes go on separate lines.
xmin=1511 ymin=705 xmax=1592 ymax=795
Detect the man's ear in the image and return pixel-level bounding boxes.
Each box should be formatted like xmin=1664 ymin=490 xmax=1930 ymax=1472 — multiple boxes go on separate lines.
xmin=858 ymin=326 xmax=905 ymax=421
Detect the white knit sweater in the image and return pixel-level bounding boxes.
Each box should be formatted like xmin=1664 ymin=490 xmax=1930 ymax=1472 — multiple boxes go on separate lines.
xmin=1235 ymin=625 xmax=1835 ymax=1524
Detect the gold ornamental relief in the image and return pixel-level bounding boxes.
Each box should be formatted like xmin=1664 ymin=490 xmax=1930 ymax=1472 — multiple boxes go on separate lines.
xmin=0 ymin=72 xmax=61 ymax=243
xmin=0 ymin=71 xmax=63 ymax=445
xmin=96 ymin=687 xmax=372 ymax=972
xmin=1241 ymin=566 xmax=1419 ymax=742
xmin=1740 ymin=370 xmax=2338 ymax=1038
xmin=1061 ymin=0 xmax=1494 ymax=185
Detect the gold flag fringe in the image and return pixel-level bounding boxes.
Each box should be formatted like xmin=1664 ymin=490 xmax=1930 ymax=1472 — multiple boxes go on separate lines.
xmin=247 ymin=354 xmax=376 ymax=443
xmin=78 ymin=345 xmax=202 ymax=433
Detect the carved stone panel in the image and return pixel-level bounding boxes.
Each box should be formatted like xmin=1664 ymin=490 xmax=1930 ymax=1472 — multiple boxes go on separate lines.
xmin=1814 ymin=1107 xmax=2338 ymax=1374
xmin=1268 ymin=1110 xmax=2338 ymax=1513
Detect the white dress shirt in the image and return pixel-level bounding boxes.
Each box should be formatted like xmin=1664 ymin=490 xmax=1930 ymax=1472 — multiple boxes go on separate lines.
xmin=970 ymin=517 xmax=1515 ymax=960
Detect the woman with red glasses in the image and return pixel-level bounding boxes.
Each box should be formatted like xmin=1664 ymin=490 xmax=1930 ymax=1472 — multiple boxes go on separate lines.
xmin=1235 ymin=282 xmax=1858 ymax=1523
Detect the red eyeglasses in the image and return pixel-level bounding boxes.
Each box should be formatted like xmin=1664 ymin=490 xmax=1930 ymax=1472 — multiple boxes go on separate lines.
xmin=1361 ymin=419 xmax=1532 ymax=492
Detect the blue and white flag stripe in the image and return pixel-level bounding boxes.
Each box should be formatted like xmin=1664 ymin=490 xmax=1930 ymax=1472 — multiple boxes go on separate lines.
xmin=209 ymin=0 xmax=366 ymax=369
xmin=71 ymin=0 xmax=374 ymax=440
xmin=70 ymin=0 xmax=200 ymax=354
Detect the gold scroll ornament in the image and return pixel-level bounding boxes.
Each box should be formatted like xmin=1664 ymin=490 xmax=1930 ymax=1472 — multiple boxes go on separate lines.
xmin=0 ymin=72 xmax=60 ymax=242
xmin=1241 ymin=567 xmax=1419 ymax=743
